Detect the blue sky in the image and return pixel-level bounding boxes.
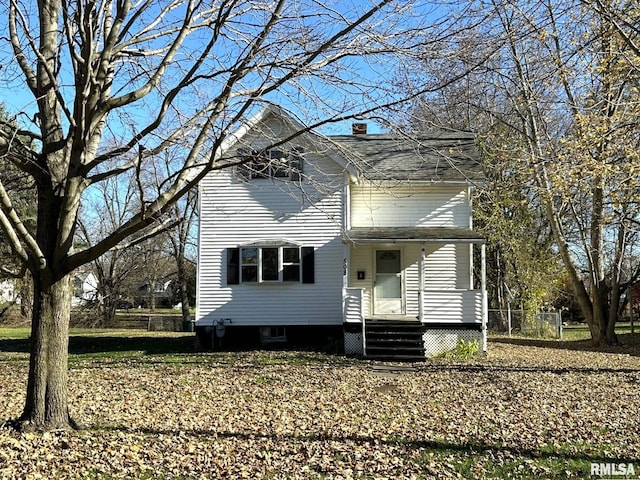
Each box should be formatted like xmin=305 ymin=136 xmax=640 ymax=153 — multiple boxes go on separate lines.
xmin=1 ymin=0 xmax=441 ymax=138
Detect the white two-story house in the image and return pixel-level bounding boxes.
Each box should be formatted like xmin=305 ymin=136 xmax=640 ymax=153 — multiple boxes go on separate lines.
xmin=195 ymin=105 xmax=487 ymax=359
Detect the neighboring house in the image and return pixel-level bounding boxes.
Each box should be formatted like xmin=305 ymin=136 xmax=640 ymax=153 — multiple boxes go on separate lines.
xmin=136 ymin=276 xmax=175 ymax=309
xmin=196 ymin=105 xmax=487 ymax=359
xmin=72 ymin=271 xmax=99 ymax=306
xmin=0 ymin=279 xmax=18 ymax=304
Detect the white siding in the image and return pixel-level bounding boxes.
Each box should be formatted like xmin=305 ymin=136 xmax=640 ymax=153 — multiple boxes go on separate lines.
xmin=403 ymin=245 xmax=421 ymax=317
xmin=423 ymin=244 xmax=470 ymax=290
xmin=350 ymin=184 xmax=470 ymax=228
xmin=197 ymin=115 xmax=479 ymax=329
xmin=197 ymin=142 xmax=346 ymax=327
xmin=422 ymin=291 xmax=483 ymax=323
xmin=343 ymin=288 xmax=364 ymax=323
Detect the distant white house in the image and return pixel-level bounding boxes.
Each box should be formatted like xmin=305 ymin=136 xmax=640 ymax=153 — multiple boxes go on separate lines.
xmin=195 ymin=105 xmax=487 ymax=358
xmin=0 ymin=279 xmax=18 ymax=304
xmin=72 ymin=272 xmax=99 ymax=306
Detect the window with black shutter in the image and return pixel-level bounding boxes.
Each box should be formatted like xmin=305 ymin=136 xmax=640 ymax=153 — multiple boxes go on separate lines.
xmin=225 ymin=245 xmax=314 ymax=284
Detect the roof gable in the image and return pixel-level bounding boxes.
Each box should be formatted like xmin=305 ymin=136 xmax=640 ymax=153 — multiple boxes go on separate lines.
xmin=219 ymin=106 xmax=482 ymax=183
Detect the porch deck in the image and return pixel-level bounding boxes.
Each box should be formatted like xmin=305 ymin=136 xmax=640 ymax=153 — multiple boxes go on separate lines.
xmin=365 ymin=315 xmax=420 ymax=322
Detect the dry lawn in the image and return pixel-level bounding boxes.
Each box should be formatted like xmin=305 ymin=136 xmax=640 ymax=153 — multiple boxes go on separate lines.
xmin=0 ymin=332 xmax=639 ymax=479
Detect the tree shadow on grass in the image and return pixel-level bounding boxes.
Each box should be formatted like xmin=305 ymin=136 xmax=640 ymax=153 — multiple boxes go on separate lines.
xmin=490 ymin=332 xmax=640 ymax=357
xmin=69 ymin=334 xmax=200 ymax=355
xmin=0 ymin=334 xmax=199 ymax=356
xmin=0 ymin=337 xmax=30 ymax=353
xmin=103 ymin=424 xmax=639 ymax=474
xmin=0 ymin=334 xmax=346 ymax=360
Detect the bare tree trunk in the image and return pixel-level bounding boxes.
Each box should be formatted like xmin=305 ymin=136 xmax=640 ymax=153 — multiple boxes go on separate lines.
xmin=19 ymin=274 xmax=33 ymax=319
xmin=176 ymin=254 xmax=190 ymax=322
xmin=102 ymin=295 xmax=118 ymax=327
xmin=588 ymin=304 xmax=618 ymax=347
xmin=19 ymin=274 xmax=76 ymax=431
xmin=149 ymin=279 xmax=156 ymax=312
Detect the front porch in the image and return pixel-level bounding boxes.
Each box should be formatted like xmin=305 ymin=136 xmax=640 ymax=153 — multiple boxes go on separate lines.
xmin=342 ymin=227 xmax=487 ymax=359
xmin=343 ymin=289 xmax=485 ymax=359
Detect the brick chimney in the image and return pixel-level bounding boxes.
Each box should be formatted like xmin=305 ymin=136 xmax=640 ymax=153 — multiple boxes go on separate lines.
xmin=352 ymin=122 xmax=367 ymax=135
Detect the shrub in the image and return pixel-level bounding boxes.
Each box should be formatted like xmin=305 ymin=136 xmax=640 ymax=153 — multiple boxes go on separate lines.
xmin=437 ymin=339 xmax=479 ymax=360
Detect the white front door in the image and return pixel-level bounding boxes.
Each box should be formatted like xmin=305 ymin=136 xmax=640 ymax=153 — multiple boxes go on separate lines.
xmin=374 ymin=249 xmax=403 ymax=315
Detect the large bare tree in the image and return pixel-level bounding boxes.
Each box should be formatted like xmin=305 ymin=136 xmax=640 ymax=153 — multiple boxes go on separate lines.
xmin=489 ymin=0 xmax=640 ymax=346
xmin=403 ymin=0 xmax=640 ymax=345
xmin=402 ymin=57 xmax=566 ymax=324
xmin=0 ymin=0 xmax=463 ymax=431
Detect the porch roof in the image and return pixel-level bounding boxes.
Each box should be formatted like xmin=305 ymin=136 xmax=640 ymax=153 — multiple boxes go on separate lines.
xmin=345 ymin=227 xmax=486 ymax=244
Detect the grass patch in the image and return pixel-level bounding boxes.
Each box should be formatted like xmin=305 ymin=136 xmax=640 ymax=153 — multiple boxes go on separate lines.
xmin=411 ymin=439 xmax=612 ymax=479
xmin=0 ymin=327 xmax=31 ymax=339
xmin=561 ymin=322 xmax=638 ymax=341
xmin=434 ymin=339 xmax=479 ymax=360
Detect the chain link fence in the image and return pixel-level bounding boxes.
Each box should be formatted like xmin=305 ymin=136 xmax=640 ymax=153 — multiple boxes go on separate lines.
xmin=488 ymin=309 xmax=563 ymax=339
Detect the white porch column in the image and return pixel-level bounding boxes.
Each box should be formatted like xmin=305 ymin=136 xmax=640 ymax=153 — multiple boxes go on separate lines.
xmin=481 ymin=243 xmax=488 ymax=355
xmin=342 ymin=242 xmax=351 ymax=325
xmin=419 ymin=245 xmax=426 ymax=323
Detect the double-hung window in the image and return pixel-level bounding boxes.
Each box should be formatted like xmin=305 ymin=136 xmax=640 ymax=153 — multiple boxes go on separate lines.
xmin=227 ymin=245 xmax=314 ymax=284
xmin=282 ymin=247 xmax=300 ymax=281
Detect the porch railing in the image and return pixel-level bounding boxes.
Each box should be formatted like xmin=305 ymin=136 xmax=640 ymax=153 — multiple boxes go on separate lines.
xmin=343 ymin=287 xmax=364 ymax=323
xmin=418 ymin=289 xmax=483 ymax=324
xmin=345 ymin=287 xmax=483 ymax=324
xmin=343 ymin=287 xmax=365 ymax=355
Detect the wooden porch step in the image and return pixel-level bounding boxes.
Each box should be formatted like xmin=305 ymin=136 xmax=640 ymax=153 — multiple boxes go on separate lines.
xmin=367 ymin=346 xmax=424 ymax=353
xmin=367 ymin=334 xmax=423 ymax=342
xmin=363 ymin=319 xmax=426 ymax=361
xmin=365 ymin=353 xmax=426 ymax=362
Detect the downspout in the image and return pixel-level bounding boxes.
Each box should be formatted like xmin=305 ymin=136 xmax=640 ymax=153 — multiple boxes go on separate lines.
xmin=481 ymin=243 xmax=488 ymax=355
xmin=195 ymin=183 xmax=202 ymax=326
xmin=468 ymin=186 xmax=474 ymax=288
xmin=342 ymin=175 xmax=350 ymax=293
xmin=419 ymin=245 xmax=425 ymax=323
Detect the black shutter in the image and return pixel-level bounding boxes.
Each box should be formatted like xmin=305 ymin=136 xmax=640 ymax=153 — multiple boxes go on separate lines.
xmin=227 ymin=248 xmax=240 ymax=284
xmin=290 ymin=146 xmax=304 ymax=181
xmin=235 ymin=148 xmax=251 ymax=181
xmin=301 ymin=246 xmax=314 ymax=284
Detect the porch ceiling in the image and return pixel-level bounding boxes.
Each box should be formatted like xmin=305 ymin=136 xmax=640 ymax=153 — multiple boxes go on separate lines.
xmin=345 ymin=227 xmax=486 ymax=244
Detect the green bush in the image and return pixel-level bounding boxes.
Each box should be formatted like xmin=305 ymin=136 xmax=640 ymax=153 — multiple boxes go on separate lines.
xmin=437 ymin=339 xmax=479 ymax=360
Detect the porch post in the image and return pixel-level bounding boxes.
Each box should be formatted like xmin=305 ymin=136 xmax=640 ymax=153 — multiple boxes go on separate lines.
xmin=419 ymin=245 xmax=425 ymax=322
xmin=481 ymin=243 xmax=488 ymax=355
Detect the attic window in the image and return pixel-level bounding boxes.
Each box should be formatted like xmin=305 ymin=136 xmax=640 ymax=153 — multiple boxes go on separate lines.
xmin=237 ymin=147 xmax=303 ymax=181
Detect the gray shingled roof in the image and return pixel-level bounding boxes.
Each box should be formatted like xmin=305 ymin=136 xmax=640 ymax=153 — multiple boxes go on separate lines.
xmin=346 ymin=227 xmax=486 ymax=243
xmin=329 ymin=131 xmax=483 ymax=182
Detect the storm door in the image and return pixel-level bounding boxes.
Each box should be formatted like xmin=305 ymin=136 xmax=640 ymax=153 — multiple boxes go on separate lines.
xmin=374 ymin=249 xmax=403 ymax=314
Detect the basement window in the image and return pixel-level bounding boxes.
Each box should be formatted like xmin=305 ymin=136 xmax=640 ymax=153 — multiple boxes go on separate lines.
xmin=260 ymin=326 xmax=287 ymax=344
